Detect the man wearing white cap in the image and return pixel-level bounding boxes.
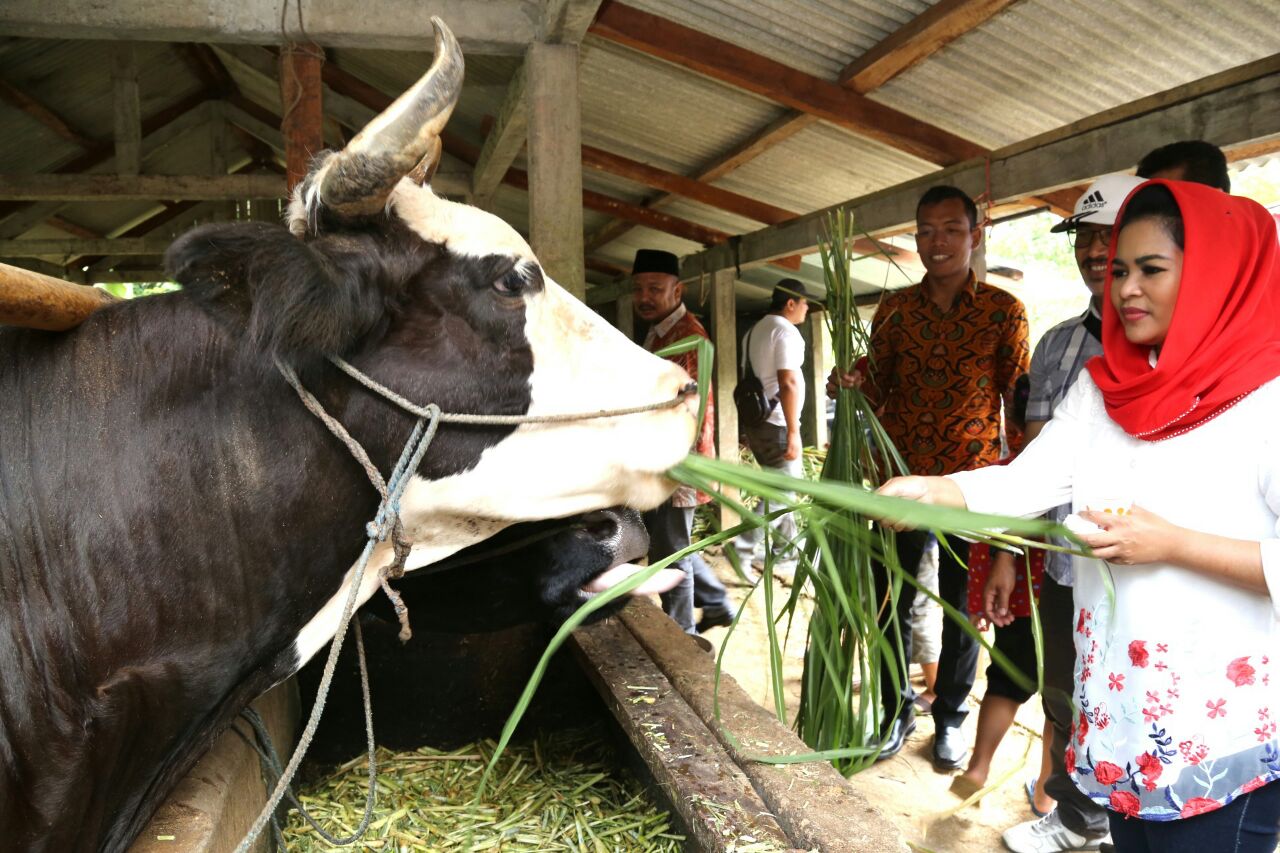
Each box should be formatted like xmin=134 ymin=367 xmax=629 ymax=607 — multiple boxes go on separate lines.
xmin=999 ymin=172 xmax=1143 ymax=852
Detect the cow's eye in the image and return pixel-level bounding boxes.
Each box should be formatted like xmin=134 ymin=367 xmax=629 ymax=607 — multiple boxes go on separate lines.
xmin=493 ymin=267 xmax=528 ymax=296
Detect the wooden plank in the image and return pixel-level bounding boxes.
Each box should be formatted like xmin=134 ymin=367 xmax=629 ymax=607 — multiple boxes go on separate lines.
xmin=570 ymin=618 xmax=792 ymax=852
xmin=111 ymin=44 xmax=142 ymax=177
xmin=471 ymin=61 xmax=527 ymax=209
xmin=0 ymin=0 xmax=535 ymax=54
xmin=839 ymin=0 xmax=1024 ymax=93
xmin=0 ymin=76 xmax=96 ymax=150
xmin=278 ymin=43 xmax=324 ymax=193
xmin=0 ymin=174 xmax=287 ymax=202
xmin=618 ymin=599 xmax=907 ymax=852
xmin=680 ymin=69 xmax=1280 ymax=278
xmin=581 ymin=145 xmax=796 ymax=225
xmin=527 ymin=42 xmax=586 ymax=297
xmin=589 ymin=2 xmax=984 ymax=166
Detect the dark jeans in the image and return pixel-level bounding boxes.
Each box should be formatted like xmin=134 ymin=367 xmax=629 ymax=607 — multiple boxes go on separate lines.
xmin=691 ymin=553 xmax=732 ymax=618
xmin=1040 ymin=574 xmax=1111 ymax=838
xmin=642 ymin=501 xmax=695 ymax=634
xmin=1107 ymin=781 xmax=1280 ymax=853
xmin=878 ymin=529 xmax=976 ymax=731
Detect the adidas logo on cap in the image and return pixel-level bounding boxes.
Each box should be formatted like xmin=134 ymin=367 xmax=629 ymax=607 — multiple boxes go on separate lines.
xmin=1080 ymin=190 xmax=1106 ymax=212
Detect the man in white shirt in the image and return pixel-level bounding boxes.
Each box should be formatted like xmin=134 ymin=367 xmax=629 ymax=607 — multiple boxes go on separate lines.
xmin=733 ymin=279 xmax=811 ymax=578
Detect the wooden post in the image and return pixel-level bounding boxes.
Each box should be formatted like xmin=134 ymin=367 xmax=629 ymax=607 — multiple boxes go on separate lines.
xmin=972 ymin=227 xmax=988 ymax=281
xmin=526 ymin=42 xmax=585 ymax=300
xmin=711 ymin=268 xmax=739 ymax=532
xmin=278 ymin=43 xmax=324 ymax=194
xmin=111 ymin=44 xmax=141 ymax=177
xmin=803 ymin=313 xmax=831 ymax=450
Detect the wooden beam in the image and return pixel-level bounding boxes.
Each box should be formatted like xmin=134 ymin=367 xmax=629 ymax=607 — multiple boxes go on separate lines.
xmin=471 ymin=61 xmax=527 ymax=208
xmin=0 ymin=0 xmax=536 ymax=54
xmin=278 ymin=43 xmax=324 ymax=192
xmin=710 ymin=266 xmax=739 ymax=531
xmin=0 ymin=237 xmax=174 ymax=257
xmin=0 ymin=76 xmax=96 ymax=150
xmin=586 ymin=1 xmax=1017 ymax=253
xmin=839 ymin=0 xmax=1023 ymax=93
xmin=175 ymin=43 xmax=236 ymax=95
xmin=0 ymin=95 xmax=216 ymax=240
xmin=589 ymin=1 xmax=985 ymax=166
xmin=679 ymin=65 xmax=1280 ymax=279
xmin=46 ymin=215 xmax=101 ymax=239
xmin=111 ymin=44 xmax=142 ymax=176
xmin=581 ymin=145 xmax=796 ymax=225
xmin=0 ymin=174 xmax=287 ymax=201
xmin=540 ymin=0 xmax=606 ymax=43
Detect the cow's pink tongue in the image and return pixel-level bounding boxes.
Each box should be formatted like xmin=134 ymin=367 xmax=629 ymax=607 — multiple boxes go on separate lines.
xmin=582 ymin=563 xmax=685 ymax=597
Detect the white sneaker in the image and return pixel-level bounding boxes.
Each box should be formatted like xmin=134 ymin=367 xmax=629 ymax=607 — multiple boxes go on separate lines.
xmin=1002 ymin=810 xmax=1110 ymax=853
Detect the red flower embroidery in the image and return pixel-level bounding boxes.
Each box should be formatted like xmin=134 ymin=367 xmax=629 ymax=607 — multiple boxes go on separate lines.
xmin=1077 ymin=609 xmax=1087 ymax=632
xmin=1260 ymin=707 xmax=1271 ymax=720
xmin=1157 ymin=643 xmax=1169 ymax=653
xmin=1142 ymin=706 xmax=1161 ymax=724
xmin=1135 ymin=752 xmax=1162 ymax=792
xmin=1065 ymin=744 xmax=1076 ymax=775
xmin=1180 ymin=797 xmax=1221 ymax=818
xmin=1155 ymin=661 xmax=1168 ymax=671
xmin=1108 ymin=673 xmax=1125 ymax=692
xmin=1077 ymin=714 xmax=1089 ymax=743
xmin=1129 ymin=641 xmax=1150 ymax=668
xmin=1243 ymin=776 xmax=1269 ymax=793
xmin=1094 ymin=761 xmax=1125 ymax=786
xmin=1255 ymin=722 xmax=1276 ymax=742
xmin=1207 ymin=698 xmax=1227 ymax=719
xmin=1110 ymin=790 xmax=1141 ymax=817
xmin=1179 ymin=739 xmax=1211 ymax=765
xmin=1228 ymin=657 xmax=1257 ymax=687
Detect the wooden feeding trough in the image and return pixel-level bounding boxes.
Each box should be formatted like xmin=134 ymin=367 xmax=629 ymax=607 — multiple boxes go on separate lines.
xmin=128 ymin=596 xmax=904 ymax=852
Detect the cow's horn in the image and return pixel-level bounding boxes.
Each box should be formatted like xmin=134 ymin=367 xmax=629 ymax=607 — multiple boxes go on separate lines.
xmin=0 ymin=261 xmax=117 ymax=331
xmin=319 ymin=17 xmax=463 ymax=216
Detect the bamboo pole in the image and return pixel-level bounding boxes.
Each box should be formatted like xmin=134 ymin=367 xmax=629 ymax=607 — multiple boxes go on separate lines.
xmin=0 ymin=262 xmax=116 ymax=330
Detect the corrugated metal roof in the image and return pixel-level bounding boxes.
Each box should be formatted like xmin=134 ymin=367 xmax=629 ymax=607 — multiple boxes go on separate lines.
xmin=624 ymin=0 xmax=935 ymax=80
xmin=870 ymin=0 xmax=1280 ymax=150
xmin=712 ymin=122 xmax=934 ymax=214
xmin=580 ymin=38 xmax=786 ymax=174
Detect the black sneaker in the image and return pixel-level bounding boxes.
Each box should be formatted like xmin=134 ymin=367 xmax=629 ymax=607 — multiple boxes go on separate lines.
xmin=696 ymin=609 xmax=735 ymax=633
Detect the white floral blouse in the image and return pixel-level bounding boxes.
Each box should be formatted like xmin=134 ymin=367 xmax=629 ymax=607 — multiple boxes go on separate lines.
xmin=949 ymin=370 xmax=1280 ymax=821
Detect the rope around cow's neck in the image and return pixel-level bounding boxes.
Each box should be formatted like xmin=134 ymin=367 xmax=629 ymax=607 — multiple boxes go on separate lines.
xmin=233 ymin=357 xmax=692 ymax=852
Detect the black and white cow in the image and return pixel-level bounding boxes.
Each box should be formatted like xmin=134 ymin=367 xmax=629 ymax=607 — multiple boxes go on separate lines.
xmin=0 ymin=20 xmax=694 ymax=853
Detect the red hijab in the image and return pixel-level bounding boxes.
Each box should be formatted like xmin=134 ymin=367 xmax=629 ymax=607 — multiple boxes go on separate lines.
xmin=1086 ymin=180 xmax=1280 ymax=441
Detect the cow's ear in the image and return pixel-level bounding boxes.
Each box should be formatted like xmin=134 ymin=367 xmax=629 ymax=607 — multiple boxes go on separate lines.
xmin=166 ymin=221 xmax=391 ymax=364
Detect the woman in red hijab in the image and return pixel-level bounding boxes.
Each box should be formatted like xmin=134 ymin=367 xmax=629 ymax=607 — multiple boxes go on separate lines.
xmin=878 ymin=180 xmax=1280 ymax=852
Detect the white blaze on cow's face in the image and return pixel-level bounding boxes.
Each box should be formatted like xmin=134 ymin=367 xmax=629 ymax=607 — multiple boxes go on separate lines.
xmin=392 ymin=179 xmax=697 ymax=555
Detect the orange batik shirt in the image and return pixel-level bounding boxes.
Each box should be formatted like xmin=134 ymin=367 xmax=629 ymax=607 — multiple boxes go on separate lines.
xmin=862 ymin=272 xmax=1029 ymax=476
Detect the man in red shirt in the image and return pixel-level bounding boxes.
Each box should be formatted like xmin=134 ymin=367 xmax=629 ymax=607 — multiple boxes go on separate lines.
xmin=632 ymin=249 xmax=733 ymax=634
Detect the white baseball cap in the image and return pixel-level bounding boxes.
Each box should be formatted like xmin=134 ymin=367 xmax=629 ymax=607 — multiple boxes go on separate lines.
xmin=1049 ymin=173 xmax=1147 ymax=233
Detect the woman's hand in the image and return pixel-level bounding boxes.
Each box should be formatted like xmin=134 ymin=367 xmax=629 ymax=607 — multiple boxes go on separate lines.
xmin=982 ymin=550 xmax=1018 ymax=628
xmin=1078 ymin=505 xmax=1179 ymax=565
xmin=875 ymin=476 xmax=968 ymax=530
